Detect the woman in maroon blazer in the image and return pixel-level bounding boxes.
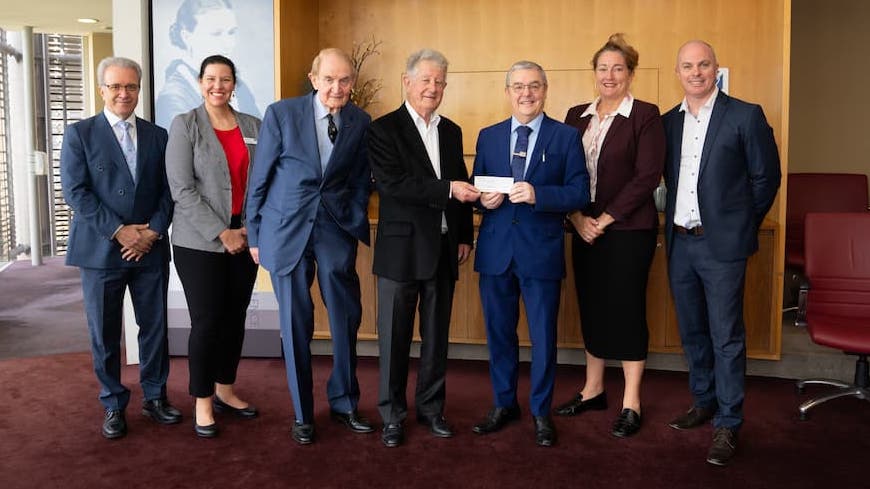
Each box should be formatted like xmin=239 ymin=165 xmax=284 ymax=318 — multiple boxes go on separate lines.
xmin=554 ymin=34 xmax=665 ymax=437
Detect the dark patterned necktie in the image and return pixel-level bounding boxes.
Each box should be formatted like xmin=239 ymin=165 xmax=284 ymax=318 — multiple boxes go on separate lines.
xmin=511 ymin=125 xmax=532 ymax=181
xmin=327 ymin=113 xmax=337 ymax=144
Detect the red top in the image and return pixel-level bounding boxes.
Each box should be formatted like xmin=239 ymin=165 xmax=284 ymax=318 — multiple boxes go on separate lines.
xmin=214 ymin=126 xmax=249 ymax=215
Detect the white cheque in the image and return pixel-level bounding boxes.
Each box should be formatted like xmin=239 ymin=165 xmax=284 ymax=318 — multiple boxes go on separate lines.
xmin=474 ymin=176 xmax=515 ymax=194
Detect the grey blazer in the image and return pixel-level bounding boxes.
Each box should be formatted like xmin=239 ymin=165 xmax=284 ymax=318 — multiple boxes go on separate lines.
xmin=166 ymin=104 xmax=261 ymax=253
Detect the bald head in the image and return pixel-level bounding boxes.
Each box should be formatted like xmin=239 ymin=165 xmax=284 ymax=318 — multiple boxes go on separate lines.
xmin=676 ymin=40 xmax=718 ymax=68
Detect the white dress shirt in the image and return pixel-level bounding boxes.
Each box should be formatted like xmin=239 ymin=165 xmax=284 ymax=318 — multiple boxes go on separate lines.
xmin=404 ymin=101 xmax=448 ymax=233
xmin=674 ymin=88 xmax=719 ymax=229
xmin=579 ymin=94 xmax=634 ymax=201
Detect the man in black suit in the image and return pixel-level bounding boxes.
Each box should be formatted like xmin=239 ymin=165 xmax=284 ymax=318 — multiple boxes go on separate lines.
xmin=662 ymin=40 xmax=781 ymax=466
xmin=368 ymin=48 xmax=480 ymax=447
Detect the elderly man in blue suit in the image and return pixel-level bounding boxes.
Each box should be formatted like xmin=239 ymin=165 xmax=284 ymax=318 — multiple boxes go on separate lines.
xmin=61 ymin=57 xmax=180 ymax=440
xmin=662 ymin=41 xmax=781 ymax=466
xmin=470 ymin=61 xmax=589 ymax=447
xmin=245 ymin=48 xmax=373 ymax=445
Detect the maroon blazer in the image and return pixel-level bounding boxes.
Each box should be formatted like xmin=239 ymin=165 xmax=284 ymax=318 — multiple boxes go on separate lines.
xmin=564 ymin=98 xmax=665 ymax=231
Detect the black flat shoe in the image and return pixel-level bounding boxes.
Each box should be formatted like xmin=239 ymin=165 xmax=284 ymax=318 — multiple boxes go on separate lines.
xmin=194 ymin=421 xmax=219 ymax=438
xmin=611 ymin=408 xmax=642 ymax=438
xmin=213 ymin=396 xmax=259 ymax=419
xmin=554 ymin=391 xmax=608 ymax=416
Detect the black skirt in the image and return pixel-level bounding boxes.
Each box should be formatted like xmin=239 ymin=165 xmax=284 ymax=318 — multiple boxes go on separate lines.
xmin=571 ymin=228 xmax=656 ymax=361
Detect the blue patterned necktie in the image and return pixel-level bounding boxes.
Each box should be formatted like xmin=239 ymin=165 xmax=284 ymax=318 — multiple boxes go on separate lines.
xmin=511 ymin=125 xmax=532 ymax=182
xmin=117 ymin=120 xmax=137 ymax=183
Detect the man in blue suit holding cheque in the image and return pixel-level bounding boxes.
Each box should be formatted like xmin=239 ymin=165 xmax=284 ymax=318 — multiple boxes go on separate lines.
xmin=662 ymin=40 xmax=780 ymax=466
xmin=245 ymin=48 xmax=374 ymax=445
xmin=471 ymin=60 xmax=589 ymax=447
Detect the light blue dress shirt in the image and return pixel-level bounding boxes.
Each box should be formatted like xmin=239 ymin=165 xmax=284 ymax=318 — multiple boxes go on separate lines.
xmin=312 ymin=94 xmax=341 ymax=173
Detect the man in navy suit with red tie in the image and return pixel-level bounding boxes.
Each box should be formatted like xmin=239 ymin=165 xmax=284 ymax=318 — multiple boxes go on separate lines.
xmin=662 ymin=41 xmax=781 ymax=466
xmin=61 ymin=57 xmax=180 ymax=440
xmin=471 ymin=61 xmax=589 ymax=447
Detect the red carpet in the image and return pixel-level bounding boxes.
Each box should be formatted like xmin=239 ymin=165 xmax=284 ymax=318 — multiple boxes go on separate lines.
xmin=0 ymin=353 xmax=866 ymax=488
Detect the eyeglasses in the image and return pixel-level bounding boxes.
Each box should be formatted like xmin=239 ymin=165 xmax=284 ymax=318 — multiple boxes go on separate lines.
xmin=508 ymin=82 xmax=546 ymax=94
xmin=102 ymin=83 xmax=140 ymax=93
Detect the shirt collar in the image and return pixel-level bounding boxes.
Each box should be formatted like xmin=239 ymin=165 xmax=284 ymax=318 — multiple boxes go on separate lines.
xmin=510 ymin=113 xmax=544 ymax=134
xmin=103 ymin=108 xmax=135 ymax=128
xmin=679 ymin=87 xmax=719 ymax=113
xmin=404 ymin=100 xmax=440 ymax=129
xmin=312 ymin=92 xmax=339 ymax=120
xmin=580 ymin=94 xmax=635 ymax=119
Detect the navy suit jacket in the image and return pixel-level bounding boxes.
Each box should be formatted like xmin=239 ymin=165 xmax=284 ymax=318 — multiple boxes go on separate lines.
xmin=61 ymin=113 xmax=172 ymax=269
xmin=245 ymin=92 xmax=372 ymax=276
xmin=472 ymin=115 xmax=589 ymax=280
xmin=662 ymin=92 xmax=781 ymax=261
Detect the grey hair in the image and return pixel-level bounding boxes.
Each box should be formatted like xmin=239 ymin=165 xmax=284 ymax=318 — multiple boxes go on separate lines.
xmin=505 ymin=60 xmax=547 ymax=86
xmin=406 ymin=49 xmax=449 ymax=76
xmin=97 ymin=57 xmax=143 ymax=85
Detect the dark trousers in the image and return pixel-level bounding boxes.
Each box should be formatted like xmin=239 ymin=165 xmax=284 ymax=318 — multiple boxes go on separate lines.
xmin=173 ymin=245 xmax=258 ymax=398
xmin=80 ymin=263 xmax=170 ymax=411
xmin=479 ymin=262 xmax=561 ymax=417
xmin=376 ymin=235 xmax=455 ymax=424
xmin=270 ymin=211 xmax=363 ymax=423
xmin=668 ymin=233 xmax=747 ymax=430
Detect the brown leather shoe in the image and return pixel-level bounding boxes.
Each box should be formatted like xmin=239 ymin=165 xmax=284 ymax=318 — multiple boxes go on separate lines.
xmin=706 ymin=427 xmax=738 ymax=466
xmin=668 ymin=406 xmax=714 ymax=430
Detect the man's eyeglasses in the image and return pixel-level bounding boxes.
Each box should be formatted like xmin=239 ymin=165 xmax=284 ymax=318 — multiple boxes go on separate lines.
xmin=508 ymin=82 xmax=546 ymax=94
xmin=102 ymin=83 xmax=140 ymax=93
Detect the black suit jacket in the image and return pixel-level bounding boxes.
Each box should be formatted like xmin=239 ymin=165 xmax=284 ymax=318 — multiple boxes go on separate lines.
xmin=369 ymin=105 xmax=474 ymax=281
xmin=662 ymin=92 xmax=781 ymax=261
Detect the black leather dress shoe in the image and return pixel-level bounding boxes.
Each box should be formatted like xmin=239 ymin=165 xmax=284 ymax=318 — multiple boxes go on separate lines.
xmin=102 ymin=409 xmax=127 ymax=439
xmin=417 ymin=414 xmax=453 ymax=438
xmin=611 ymin=408 xmax=642 ymax=438
xmin=533 ymin=415 xmax=556 ymax=447
xmin=554 ymin=391 xmax=608 ymax=416
xmin=142 ymin=398 xmax=182 ymax=425
xmin=668 ymin=406 xmax=714 ymax=430
xmin=213 ymin=396 xmax=259 ymax=419
xmin=706 ymin=427 xmax=738 ymax=466
xmin=330 ymin=410 xmax=375 ymax=433
xmin=291 ymin=422 xmax=315 ymax=445
xmin=194 ymin=421 xmax=219 ymax=438
xmin=382 ymin=423 xmax=404 ymax=447
xmin=472 ymin=405 xmax=521 ymax=435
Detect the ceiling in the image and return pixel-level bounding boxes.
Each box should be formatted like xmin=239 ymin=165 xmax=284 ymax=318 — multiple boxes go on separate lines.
xmin=0 ymin=0 xmax=113 ymax=35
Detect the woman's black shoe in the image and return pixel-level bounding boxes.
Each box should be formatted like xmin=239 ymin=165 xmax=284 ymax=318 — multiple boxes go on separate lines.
xmin=611 ymin=408 xmax=642 ymax=438
xmin=554 ymin=391 xmax=608 ymax=416
xmin=213 ymin=396 xmax=259 ymax=419
xmin=194 ymin=420 xmax=219 ymax=438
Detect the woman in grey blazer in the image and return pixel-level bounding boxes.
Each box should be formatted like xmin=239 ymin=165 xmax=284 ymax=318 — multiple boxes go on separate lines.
xmin=166 ymin=55 xmax=261 ymax=438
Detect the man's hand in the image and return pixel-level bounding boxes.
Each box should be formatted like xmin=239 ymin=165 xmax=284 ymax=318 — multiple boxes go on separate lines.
xmin=450 ymin=181 xmax=481 ymax=203
xmin=508 ymin=182 xmax=536 ymax=205
xmin=458 ymin=243 xmax=472 ymax=265
xmin=249 ymin=247 xmax=260 ymax=265
xmin=480 ymin=192 xmax=504 ymax=209
xmin=116 ymin=224 xmax=158 ymax=260
xmin=219 ymin=228 xmax=248 ymax=255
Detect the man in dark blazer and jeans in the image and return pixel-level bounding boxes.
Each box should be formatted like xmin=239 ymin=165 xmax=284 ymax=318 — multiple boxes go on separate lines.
xmin=61 ymin=57 xmax=180 ymax=439
xmin=368 ymin=49 xmax=479 ymax=447
xmin=662 ymin=40 xmax=781 ymax=466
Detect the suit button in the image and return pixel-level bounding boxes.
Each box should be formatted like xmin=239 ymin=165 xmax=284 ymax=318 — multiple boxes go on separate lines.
xmin=308 ymin=218 xmax=314 ymax=223
xmin=512 ymin=219 xmax=519 ymax=224
xmin=118 ymin=189 xmax=124 ymax=195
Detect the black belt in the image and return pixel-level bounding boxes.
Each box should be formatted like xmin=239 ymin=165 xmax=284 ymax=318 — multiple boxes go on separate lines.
xmin=674 ymin=225 xmax=704 ymax=236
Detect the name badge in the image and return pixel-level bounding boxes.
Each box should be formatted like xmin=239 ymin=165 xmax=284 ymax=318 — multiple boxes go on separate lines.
xmin=243 ymin=137 xmax=257 ymax=145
